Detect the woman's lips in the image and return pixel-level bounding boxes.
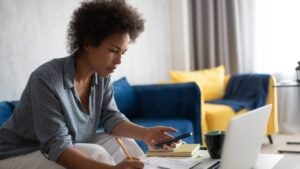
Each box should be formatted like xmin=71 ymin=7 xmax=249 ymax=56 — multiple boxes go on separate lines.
xmin=107 ymin=67 xmax=116 ymax=72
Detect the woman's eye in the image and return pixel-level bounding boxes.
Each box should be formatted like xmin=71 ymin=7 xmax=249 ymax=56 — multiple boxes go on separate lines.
xmin=109 ymin=49 xmax=119 ymax=53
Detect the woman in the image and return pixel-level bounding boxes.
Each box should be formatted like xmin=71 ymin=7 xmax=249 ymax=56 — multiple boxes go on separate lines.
xmin=0 ymin=0 xmax=177 ymax=169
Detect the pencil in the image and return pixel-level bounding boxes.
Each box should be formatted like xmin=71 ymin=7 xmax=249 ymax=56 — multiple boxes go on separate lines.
xmin=116 ymin=137 xmax=132 ymax=160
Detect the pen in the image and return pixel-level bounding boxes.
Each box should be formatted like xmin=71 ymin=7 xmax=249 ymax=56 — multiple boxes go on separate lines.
xmin=116 ymin=137 xmax=132 ymax=160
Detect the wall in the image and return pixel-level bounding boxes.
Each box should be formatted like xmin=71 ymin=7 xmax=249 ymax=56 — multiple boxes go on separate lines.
xmin=169 ymin=0 xmax=192 ymax=71
xmin=0 ymin=0 xmax=172 ymax=100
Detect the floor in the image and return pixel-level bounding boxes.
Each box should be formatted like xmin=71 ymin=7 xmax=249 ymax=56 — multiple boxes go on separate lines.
xmin=259 ymin=134 xmax=300 ymax=168
xmin=261 ymin=134 xmax=300 ymax=154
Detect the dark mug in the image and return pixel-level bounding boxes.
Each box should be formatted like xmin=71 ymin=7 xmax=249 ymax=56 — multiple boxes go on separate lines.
xmin=205 ymin=130 xmax=225 ymax=159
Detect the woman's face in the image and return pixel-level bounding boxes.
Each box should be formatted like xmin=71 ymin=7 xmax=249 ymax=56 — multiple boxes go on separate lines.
xmin=84 ymin=33 xmax=130 ymax=77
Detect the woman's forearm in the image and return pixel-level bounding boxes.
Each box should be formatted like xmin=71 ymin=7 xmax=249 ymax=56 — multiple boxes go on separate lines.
xmin=57 ymin=147 xmax=114 ymax=169
xmin=111 ymin=121 xmax=148 ymax=141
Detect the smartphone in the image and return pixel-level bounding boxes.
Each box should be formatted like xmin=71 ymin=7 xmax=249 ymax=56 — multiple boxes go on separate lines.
xmin=154 ymin=132 xmax=193 ymax=148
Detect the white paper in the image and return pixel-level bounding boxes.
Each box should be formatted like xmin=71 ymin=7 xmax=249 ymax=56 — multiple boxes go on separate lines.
xmin=143 ymin=157 xmax=202 ymax=169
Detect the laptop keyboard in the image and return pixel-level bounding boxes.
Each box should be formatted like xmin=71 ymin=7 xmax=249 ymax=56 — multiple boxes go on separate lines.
xmin=191 ymin=159 xmax=220 ymax=169
xmin=207 ymin=161 xmax=220 ymax=169
xmin=213 ymin=165 xmax=220 ymax=169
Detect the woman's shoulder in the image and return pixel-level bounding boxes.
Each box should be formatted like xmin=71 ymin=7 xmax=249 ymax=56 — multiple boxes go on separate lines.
xmin=29 ymin=56 xmax=72 ymax=87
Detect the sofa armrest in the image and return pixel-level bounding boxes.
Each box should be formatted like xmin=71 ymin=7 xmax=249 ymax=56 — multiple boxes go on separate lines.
xmin=266 ymin=76 xmax=279 ymax=134
xmin=0 ymin=101 xmax=18 ymax=126
xmin=133 ymin=82 xmax=202 ymax=143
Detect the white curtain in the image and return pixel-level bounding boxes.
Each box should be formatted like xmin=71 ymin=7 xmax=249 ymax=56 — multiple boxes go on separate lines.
xmin=253 ymin=0 xmax=300 ymax=80
xmin=277 ymin=87 xmax=300 ymax=134
xmin=254 ymin=0 xmax=300 ymax=133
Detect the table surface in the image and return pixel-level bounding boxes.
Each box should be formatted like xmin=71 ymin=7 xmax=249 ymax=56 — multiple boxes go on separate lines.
xmin=272 ymin=154 xmax=300 ymax=169
xmin=194 ymin=150 xmax=289 ymax=169
xmin=273 ymin=81 xmax=300 ymax=87
xmin=159 ymin=150 xmax=289 ymax=168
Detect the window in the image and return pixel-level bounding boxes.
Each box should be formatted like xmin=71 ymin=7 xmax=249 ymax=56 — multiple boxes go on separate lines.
xmin=254 ymin=0 xmax=300 ymax=81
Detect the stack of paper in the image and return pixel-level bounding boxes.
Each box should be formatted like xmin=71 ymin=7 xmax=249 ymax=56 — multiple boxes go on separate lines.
xmin=143 ymin=156 xmax=202 ymax=169
xmin=147 ymin=144 xmax=200 ymax=157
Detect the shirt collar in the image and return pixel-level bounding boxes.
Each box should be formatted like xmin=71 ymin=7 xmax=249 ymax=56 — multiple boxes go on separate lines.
xmin=63 ymin=55 xmax=99 ymax=89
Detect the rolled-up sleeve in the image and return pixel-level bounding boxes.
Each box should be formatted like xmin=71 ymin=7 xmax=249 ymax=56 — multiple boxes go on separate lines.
xmin=30 ymin=75 xmax=73 ymax=161
xmin=100 ymin=77 xmax=129 ymax=133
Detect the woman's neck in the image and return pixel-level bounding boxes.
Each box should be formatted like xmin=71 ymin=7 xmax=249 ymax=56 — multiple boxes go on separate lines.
xmin=74 ymin=53 xmax=94 ymax=85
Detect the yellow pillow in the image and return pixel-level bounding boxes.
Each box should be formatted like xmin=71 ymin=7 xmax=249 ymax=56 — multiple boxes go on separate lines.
xmin=169 ymin=66 xmax=225 ymax=101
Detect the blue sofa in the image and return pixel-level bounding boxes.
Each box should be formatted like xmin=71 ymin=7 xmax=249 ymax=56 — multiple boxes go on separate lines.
xmin=0 ymin=101 xmax=18 ymax=126
xmin=112 ymin=77 xmax=202 ymax=151
xmin=0 ymin=77 xmax=202 ymax=152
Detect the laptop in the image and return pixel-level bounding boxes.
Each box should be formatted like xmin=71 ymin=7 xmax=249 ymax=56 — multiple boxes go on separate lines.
xmin=196 ymin=105 xmax=272 ymax=169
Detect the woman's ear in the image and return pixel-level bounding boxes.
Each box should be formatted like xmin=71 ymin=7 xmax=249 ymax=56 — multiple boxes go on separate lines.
xmin=83 ymin=43 xmax=91 ymax=52
xmin=83 ymin=41 xmax=100 ymax=52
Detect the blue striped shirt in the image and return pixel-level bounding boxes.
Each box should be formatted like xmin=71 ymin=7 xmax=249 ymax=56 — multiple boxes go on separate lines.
xmin=0 ymin=55 xmax=128 ymax=161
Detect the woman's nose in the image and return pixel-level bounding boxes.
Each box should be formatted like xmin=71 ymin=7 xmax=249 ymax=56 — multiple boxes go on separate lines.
xmin=114 ymin=54 xmax=122 ymax=65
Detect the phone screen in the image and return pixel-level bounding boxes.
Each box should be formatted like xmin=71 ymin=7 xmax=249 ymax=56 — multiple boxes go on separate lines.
xmin=154 ymin=132 xmax=193 ymax=148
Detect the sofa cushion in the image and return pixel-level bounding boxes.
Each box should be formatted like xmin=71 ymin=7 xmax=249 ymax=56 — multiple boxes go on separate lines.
xmin=0 ymin=102 xmax=13 ymax=126
xmin=112 ymin=77 xmax=137 ymax=117
xmin=208 ymin=99 xmax=252 ymax=112
xmin=204 ymin=103 xmax=248 ymax=131
xmin=169 ymin=65 xmax=225 ymax=101
xmin=131 ymin=118 xmax=194 ymax=152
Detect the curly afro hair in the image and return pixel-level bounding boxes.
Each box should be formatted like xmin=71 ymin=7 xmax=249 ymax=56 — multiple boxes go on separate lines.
xmin=67 ymin=0 xmax=145 ymax=55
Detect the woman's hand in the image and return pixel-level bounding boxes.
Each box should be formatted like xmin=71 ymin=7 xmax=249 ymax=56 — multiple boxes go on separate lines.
xmin=114 ymin=157 xmax=144 ymax=169
xmin=142 ymin=126 xmax=177 ymax=149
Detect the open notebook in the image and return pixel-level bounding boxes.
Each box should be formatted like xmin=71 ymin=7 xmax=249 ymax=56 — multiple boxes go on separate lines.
xmin=147 ymin=144 xmax=200 ymax=157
